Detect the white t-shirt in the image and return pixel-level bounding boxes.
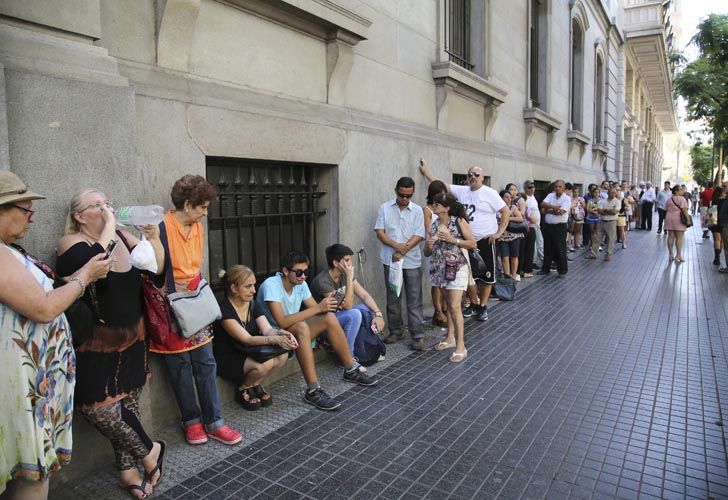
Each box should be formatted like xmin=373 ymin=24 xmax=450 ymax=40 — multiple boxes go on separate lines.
xmin=525 ymin=195 xmax=541 ymax=225
xmin=543 ymin=192 xmax=572 ymax=224
xmin=450 ymin=184 xmax=506 ymax=240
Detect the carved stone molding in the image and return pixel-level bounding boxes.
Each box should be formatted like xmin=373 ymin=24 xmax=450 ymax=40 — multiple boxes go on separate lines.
xmin=156 ymin=0 xmax=201 ymax=72
xmin=523 ymin=107 xmax=562 ymax=155
xmin=567 ymin=129 xmax=590 ymax=160
xmin=432 ymin=61 xmax=507 ymax=141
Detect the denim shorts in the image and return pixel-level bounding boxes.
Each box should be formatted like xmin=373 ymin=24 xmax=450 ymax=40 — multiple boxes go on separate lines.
xmin=497 ymin=239 xmax=520 ymax=258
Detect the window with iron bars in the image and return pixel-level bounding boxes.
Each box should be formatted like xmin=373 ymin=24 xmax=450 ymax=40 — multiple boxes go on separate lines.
xmin=445 ymin=0 xmax=474 ymax=71
xmin=206 ymin=158 xmax=330 ymax=292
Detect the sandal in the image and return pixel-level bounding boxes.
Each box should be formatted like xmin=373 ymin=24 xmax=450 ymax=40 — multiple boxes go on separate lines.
xmin=433 ymin=312 xmax=448 ymax=328
xmin=236 ymin=387 xmax=261 ymax=411
xmin=144 ymin=440 xmax=166 ymax=487
xmin=450 ymin=349 xmax=468 ymax=363
xmin=119 ymin=480 xmax=149 ymax=499
xmin=251 ymin=385 xmax=273 ymax=408
xmin=434 ymin=338 xmax=456 ymax=351
xmin=719 ymin=268 xmax=728 ymax=274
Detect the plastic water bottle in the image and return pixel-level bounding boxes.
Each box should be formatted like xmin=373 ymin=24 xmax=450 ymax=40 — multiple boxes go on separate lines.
xmin=116 ymin=205 xmax=165 ymax=226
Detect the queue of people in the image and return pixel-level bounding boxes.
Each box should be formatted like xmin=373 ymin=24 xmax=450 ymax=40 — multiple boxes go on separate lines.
xmin=0 ymin=164 xmax=709 ymax=500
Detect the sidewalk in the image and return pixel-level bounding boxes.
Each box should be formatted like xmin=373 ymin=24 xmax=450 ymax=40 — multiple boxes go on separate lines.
xmin=52 ymin=223 xmax=728 ymax=499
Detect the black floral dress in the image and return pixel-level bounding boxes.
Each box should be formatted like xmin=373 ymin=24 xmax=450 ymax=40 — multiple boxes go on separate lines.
xmin=429 ymin=217 xmax=467 ymax=287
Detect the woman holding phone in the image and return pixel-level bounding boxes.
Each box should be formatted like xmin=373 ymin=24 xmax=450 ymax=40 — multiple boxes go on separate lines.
xmin=214 ymin=265 xmax=297 ymax=410
xmin=56 ymin=189 xmax=166 ymax=500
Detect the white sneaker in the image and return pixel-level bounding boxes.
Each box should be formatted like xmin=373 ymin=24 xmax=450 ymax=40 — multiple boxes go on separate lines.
xmin=514 ymin=274 xmax=521 ymax=282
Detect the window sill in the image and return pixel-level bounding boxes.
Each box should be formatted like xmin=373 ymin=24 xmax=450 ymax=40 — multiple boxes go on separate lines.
xmin=592 ymin=142 xmax=608 ymax=154
xmin=431 ymin=61 xmax=509 ymax=139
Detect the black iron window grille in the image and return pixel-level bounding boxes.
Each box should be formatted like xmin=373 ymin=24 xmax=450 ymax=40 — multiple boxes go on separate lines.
xmin=206 ymin=158 xmax=329 ymax=291
xmin=445 ymin=0 xmax=474 ymax=71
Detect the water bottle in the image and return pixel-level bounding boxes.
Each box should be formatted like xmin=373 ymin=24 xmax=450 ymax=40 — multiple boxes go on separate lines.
xmin=116 ymin=205 xmax=165 ymax=226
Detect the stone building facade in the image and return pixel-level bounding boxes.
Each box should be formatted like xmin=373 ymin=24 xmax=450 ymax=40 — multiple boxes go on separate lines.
xmin=0 ymin=0 xmax=676 ymax=482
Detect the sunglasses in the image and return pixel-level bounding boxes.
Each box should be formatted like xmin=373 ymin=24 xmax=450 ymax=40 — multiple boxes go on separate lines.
xmin=11 ymin=204 xmax=35 ymax=219
xmin=289 ymin=268 xmax=308 ymax=277
xmin=396 ymin=192 xmax=413 ymax=199
xmin=467 ymin=172 xmax=481 ymax=178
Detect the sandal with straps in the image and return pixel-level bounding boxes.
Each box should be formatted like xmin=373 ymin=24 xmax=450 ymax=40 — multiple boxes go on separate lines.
xmin=119 ymin=480 xmax=149 ymax=499
xmin=450 ymin=349 xmax=468 ymax=363
xmin=251 ymin=385 xmax=273 ymax=408
xmin=144 ymin=440 xmax=166 ymax=487
xmin=434 ymin=338 xmax=456 ymax=351
xmin=236 ymin=387 xmax=261 ymax=411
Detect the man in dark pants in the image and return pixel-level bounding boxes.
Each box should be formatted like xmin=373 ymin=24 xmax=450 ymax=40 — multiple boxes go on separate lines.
xmin=656 ymin=181 xmax=671 ymax=234
xmin=640 ymin=181 xmax=656 ymax=231
xmin=538 ymin=180 xmax=571 ymax=277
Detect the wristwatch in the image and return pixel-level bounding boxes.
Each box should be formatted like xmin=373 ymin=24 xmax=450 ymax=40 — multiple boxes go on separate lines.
xmin=374 ymin=311 xmax=383 ymax=318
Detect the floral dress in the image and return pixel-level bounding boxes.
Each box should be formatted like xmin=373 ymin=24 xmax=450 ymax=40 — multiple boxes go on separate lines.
xmin=0 ymin=246 xmax=75 ymax=493
xmin=429 ymin=217 xmax=467 ymax=287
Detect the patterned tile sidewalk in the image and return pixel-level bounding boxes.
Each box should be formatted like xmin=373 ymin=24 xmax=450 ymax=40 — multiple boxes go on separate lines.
xmin=52 ymin=222 xmax=728 ymax=499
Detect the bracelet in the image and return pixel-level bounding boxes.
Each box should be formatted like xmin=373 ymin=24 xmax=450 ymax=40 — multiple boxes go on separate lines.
xmin=267 ymin=335 xmax=272 ymax=345
xmin=374 ymin=311 xmax=383 ymax=317
xmin=455 ymin=238 xmax=460 ymax=246
xmin=68 ymin=277 xmax=86 ymax=297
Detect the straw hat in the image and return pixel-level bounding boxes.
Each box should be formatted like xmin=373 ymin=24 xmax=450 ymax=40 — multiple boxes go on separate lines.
xmin=0 ymin=171 xmax=46 ymax=205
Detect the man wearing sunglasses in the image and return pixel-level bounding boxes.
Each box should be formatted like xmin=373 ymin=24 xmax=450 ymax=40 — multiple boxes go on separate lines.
xmin=374 ymin=177 xmax=426 ymax=350
xmin=420 ymin=161 xmax=509 ymax=322
xmin=257 ymin=251 xmax=379 ymax=411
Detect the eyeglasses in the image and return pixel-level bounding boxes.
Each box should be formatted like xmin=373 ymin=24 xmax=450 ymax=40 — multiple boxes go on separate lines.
xmin=467 ymin=172 xmax=481 ymax=178
xmin=525 ymin=185 xmax=534 ymax=189
xmin=290 ymin=268 xmax=308 ymax=277
xmin=78 ymin=201 xmax=113 ymax=213
xmin=11 ymin=204 xmax=34 ymax=218
xmin=396 ymin=192 xmax=413 ymax=199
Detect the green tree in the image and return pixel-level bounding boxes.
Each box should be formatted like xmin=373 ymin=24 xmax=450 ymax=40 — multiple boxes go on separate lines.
xmin=674 ymin=14 xmax=728 ymax=148
xmin=689 ymin=143 xmax=714 ymax=186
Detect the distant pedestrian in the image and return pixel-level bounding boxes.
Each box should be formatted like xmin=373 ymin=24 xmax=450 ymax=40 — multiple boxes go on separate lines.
xmin=522 ymin=180 xmax=543 ymax=273
xmin=374 ymin=176 xmax=426 ymax=350
xmin=700 ymin=183 xmax=714 ymax=239
xmin=709 ymin=187 xmax=725 ymax=265
xmin=665 ymin=185 xmax=689 ymax=263
xmin=640 ymin=182 xmax=656 ymax=231
xmin=584 ymin=185 xmax=600 ymax=254
xmin=597 ymin=187 xmax=620 ymax=261
xmin=656 ymin=181 xmax=672 ymax=234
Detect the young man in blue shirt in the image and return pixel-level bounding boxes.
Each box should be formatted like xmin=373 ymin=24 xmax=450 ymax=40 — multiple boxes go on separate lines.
xmin=257 ymin=251 xmax=378 ymax=411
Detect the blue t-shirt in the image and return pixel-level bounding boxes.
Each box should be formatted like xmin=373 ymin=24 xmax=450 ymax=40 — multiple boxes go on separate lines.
xmin=256 ymin=273 xmax=312 ymax=328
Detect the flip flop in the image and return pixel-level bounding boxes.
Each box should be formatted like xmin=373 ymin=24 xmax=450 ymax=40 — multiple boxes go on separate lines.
xmin=450 ymin=349 xmax=468 ymax=363
xmin=119 ymin=480 xmax=148 ymax=499
xmin=144 ymin=440 xmax=166 ymax=487
xmin=434 ymin=339 xmax=456 ymax=351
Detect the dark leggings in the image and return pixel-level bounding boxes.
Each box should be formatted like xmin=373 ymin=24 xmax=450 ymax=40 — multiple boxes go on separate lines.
xmin=81 ymin=388 xmax=153 ymax=471
xmin=518 ymin=227 xmax=536 ymax=274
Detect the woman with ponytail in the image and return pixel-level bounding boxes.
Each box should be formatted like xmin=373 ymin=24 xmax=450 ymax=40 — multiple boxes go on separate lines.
xmin=213 ymin=265 xmax=298 ymax=410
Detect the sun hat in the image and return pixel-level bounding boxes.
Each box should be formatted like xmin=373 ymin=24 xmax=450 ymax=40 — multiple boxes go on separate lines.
xmin=0 ymin=171 xmax=46 ymax=205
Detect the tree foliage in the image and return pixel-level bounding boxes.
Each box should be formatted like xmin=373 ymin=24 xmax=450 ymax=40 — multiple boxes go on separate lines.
xmin=689 ymin=143 xmax=714 ymax=187
xmin=674 ymin=14 xmax=728 ymax=140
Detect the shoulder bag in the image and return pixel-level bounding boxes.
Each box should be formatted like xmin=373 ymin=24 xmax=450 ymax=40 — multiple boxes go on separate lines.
xmin=455 ymin=219 xmax=487 ymax=279
xmin=672 ymin=197 xmax=693 ymax=228
xmin=137 ymin=222 xmax=176 ymax=345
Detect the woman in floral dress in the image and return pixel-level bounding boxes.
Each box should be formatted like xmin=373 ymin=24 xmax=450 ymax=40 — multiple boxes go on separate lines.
xmin=424 ymin=192 xmax=476 ymax=363
xmin=0 ymin=172 xmax=110 ymax=499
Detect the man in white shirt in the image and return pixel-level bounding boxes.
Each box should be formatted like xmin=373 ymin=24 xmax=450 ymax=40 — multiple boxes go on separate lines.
xmin=655 ymin=181 xmax=672 ymax=234
xmin=538 ymin=180 xmax=572 ymax=276
xmin=420 ymin=161 xmax=509 ymax=322
xmin=522 ymin=180 xmax=543 ymax=273
xmin=640 ymin=181 xmax=656 ymax=231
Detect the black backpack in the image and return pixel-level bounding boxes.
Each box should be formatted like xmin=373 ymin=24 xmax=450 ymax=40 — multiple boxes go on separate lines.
xmin=353 ymin=308 xmax=386 ymax=366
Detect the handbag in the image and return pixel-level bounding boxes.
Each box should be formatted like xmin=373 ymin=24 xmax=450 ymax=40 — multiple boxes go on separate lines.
xmin=167 ymin=277 xmax=222 ymax=338
xmin=491 ymin=275 xmax=516 ymax=301
xmin=239 ymin=344 xmax=289 ymax=363
xmin=673 ymin=197 xmax=693 ymax=228
xmin=455 ymin=220 xmax=488 ymax=278
xmin=507 ymin=219 xmax=529 ymax=234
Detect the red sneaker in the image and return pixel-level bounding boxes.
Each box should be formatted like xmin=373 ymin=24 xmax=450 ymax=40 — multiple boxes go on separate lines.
xmin=184 ymin=423 xmax=208 ymax=445
xmin=207 ymin=425 xmax=242 ymax=445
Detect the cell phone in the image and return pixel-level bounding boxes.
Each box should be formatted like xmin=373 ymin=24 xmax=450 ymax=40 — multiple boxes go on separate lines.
xmin=104 ymin=239 xmax=117 ymax=258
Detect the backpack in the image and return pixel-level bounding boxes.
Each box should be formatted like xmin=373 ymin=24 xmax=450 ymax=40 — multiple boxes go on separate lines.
xmin=353 ymin=308 xmax=386 ymax=366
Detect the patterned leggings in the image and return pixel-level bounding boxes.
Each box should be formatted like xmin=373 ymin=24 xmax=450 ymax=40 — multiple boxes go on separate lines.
xmin=80 ymin=388 xmax=153 ymax=471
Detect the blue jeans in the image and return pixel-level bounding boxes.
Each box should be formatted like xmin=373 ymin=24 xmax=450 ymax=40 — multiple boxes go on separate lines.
xmin=159 ymin=342 xmax=223 ymax=431
xmin=336 ymin=305 xmax=371 ymax=355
